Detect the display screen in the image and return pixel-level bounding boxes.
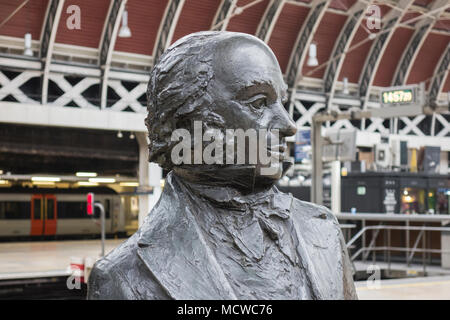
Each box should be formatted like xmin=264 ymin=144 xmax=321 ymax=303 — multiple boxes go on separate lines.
xmin=381 ymin=89 xmax=414 ymax=105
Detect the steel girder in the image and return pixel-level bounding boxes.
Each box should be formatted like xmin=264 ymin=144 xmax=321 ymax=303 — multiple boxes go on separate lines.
xmin=359 ymin=0 xmax=415 ymax=101
xmin=40 ymin=0 xmax=65 ymax=104
xmin=256 ymin=0 xmax=285 ymax=42
xmin=393 ymin=0 xmax=449 ymax=86
xmin=99 ymin=0 xmax=127 ymax=109
xmin=211 ymin=0 xmax=236 ymax=31
xmin=323 ymin=4 xmax=366 ymax=96
xmin=429 ymin=44 xmax=450 ymax=104
xmin=152 ymin=0 xmax=185 ymax=64
xmin=285 ymin=0 xmax=329 ymax=102
xmin=393 ymin=23 xmax=430 ymax=85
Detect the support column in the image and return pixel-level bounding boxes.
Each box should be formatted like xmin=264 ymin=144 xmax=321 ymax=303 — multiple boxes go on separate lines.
xmin=311 ymin=118 xmax=323 ymax=205
xmin=331 ymin=160 xmax=341 ymax=214
xmin=136 ymin=132 xmax=163 ymax=227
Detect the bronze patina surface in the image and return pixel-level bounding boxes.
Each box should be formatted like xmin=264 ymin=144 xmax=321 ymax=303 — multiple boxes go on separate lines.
xmin=87 ymin=31 xmax=357 ymax=300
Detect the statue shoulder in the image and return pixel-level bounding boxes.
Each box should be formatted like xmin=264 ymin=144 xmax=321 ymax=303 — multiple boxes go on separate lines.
xmin=87 ymin=234 xmax=139 ymax=299
xmin=289 ymin=196 xmax=338 ymax=224
xmin=288 ymin=196 xmax=344 ymax=249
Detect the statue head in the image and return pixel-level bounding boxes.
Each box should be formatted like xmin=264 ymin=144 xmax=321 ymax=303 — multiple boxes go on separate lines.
xmin=146 ymin=31 xmax=296 ymax=187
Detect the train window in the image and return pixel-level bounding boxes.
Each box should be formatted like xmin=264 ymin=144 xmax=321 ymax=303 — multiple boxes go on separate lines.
xmin=104 ymin=199 xmax=110 ymax=219
xmin=33 ymin=199 xmax=41 ymax=219
xmin=57 ymin=200 xmax=111 ymax=219
xmin=0 ymin=201 xmax=30 ymax=219
xmin=57 ymin=202 xmax=88 ymax=219
xmin=47 ymin=199 xmax=54 ymax=219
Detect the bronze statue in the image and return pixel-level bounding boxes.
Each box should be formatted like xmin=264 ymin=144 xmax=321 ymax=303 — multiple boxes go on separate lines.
xmin=87 ymin=31 xmax=357 ymax=300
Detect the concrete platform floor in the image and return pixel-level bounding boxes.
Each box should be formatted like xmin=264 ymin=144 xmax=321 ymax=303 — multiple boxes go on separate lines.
xmin=2 ymin=239 xmax=450 ymax=299
xmin=0 ymin=239 xmax=124 ymax=279
xmin=356 ymin=275 xmax=450 ymax=300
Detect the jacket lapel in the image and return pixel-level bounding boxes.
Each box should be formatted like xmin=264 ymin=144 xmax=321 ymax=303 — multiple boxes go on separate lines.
xmin=136 ymin=174 xmax=237 ymax=300
xmin=290 ymin=200 xmax=345 ymax=299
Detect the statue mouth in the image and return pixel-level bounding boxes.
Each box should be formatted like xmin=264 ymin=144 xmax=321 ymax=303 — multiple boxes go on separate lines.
xmin=266 ymin=144 xmax=287 ymax=161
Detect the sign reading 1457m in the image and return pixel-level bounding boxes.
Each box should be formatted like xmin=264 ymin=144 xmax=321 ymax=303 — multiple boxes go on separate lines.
xmin=381 ymin=88 xmax=414 ymax=105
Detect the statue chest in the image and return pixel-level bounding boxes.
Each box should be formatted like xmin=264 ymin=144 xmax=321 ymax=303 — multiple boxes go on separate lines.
xmin=203 ymin=220 xmax=314 ymax=300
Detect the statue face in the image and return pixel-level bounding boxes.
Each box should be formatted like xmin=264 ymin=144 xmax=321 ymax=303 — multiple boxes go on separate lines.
xmin=209 ymin=35 xmax=297 ymax=181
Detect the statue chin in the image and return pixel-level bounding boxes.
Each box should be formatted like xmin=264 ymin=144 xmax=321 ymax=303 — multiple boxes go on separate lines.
xmin=254 ymin=159 xmax=293 ymax=188
xmin=172 ymin=159 xmax=292 ymax=193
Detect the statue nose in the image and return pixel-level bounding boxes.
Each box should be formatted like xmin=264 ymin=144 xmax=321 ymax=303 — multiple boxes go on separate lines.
xmin=271 ymin=103 xmax=297 ymax=137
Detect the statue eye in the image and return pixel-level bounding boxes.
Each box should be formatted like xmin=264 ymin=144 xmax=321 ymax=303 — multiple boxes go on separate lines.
xmin=246 ymin=95 xmax=267 ymax=110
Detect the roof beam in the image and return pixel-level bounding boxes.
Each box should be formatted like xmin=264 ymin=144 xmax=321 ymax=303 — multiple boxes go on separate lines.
xmin=393 ymin=0 xmax=449 ymax=86
xmin=211 ymin=0 xmax=237 ymax=31
xmin=255 ymin=0 xmax=285 ymax=42
xmin=152 ymin=0 xmax=186 ymax=64
xmin=429 ymin=43 xmax=450 ymax=104
xmin=323 ymin=2 xmax=368 ymax=103
xmin=40 ymin=0 xmax=65 ymax=104
xmin=285 ymin=0 xmax=329 ymax=112
xmin=99 ymin=0 xmax=127 ymax=109
xmin=359 ymin=0 xmax=415 ymax=105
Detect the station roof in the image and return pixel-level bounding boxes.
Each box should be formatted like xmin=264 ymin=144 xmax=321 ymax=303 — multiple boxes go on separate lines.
xmin=0 ymin=0 xmax=449 ymax=95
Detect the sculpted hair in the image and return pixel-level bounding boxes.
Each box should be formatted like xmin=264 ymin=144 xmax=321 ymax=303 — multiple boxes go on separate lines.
xmin=145 ymin=31 xmax=229 ymax=169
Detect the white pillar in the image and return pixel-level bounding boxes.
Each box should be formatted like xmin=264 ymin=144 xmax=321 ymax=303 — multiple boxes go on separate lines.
xmin=136 ymin=133 xmax=163 ymax=227
xmin=331 ymin=160 xmax=341 ymax=214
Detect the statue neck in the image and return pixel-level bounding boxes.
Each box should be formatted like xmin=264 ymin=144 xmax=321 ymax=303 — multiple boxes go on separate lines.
xmin=172 ymin=165 xmax=274 ymax=195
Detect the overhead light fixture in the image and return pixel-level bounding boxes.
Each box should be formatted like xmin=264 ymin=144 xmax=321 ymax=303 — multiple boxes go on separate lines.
xmin=31 ymin=176 xmax=61 ymax=182
xmin=343 ymin=77 xmax=349 ymax=95
xmin=76 ymin=172 xmax=97 ymax=177
xmin=24 ymin=33 xmax=33 ymax=56
xmin=77 ymin=181 xmax=99 ymax=186
xmin=129 ymin=132 xmax=135 ymax=139
xmin=307 ymin=43 xmax=319 ymax=67
xmin=117 ymin=131 xmax=123 ymax=138
xmin=0 ymin=170 xmax=3 ymax=175
xmin=119 ymin=182 xmax=139 ymax=187
xmin=118 ymin=9 xmax=131 ymax=38
xmin=89 ymin=178 xmax=116 ymax=183
xmin=32 ymin=181 xmax=56 ymax=186
xmin=0 ymin=180 xmax=9 ymax=185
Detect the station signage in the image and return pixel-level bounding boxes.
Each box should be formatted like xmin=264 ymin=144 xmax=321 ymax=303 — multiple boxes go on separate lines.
xmin=380 ymin=84 xmax=422 ymax=108
xmin=381 ymin=88 xmax=414 ymax=105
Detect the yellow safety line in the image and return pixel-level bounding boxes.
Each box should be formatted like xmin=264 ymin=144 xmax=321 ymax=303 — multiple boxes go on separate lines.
xmin=357 ymin=280 xmax=450 ymax=291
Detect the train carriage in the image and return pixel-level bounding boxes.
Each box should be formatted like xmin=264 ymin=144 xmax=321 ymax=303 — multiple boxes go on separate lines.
xmin=0 ymin=186 xmax=128 ymax=239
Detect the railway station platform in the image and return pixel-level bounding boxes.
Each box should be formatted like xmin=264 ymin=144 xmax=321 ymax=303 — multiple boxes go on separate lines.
xmin=1 ymin=239 xmax=450 ymax=300
xmin=355 ymin=275 xmax=450 ymax=300
xmin=0 ymin=239 xmax=123 ymax=280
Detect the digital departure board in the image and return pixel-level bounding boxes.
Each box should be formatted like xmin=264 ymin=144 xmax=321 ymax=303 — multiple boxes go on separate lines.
xmin=381 ymin=88 xmax=414 ymax=105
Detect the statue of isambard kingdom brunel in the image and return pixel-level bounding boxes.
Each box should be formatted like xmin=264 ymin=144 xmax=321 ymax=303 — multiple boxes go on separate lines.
xmin=87 ymin=31 xmax=357 ymax=300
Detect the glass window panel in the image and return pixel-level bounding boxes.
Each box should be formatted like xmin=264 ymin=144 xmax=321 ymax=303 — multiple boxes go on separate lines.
xmin=33 ymin=199 xmax=41 ymax=220
xmin=47 ymin=199 xmax=54 ymax=220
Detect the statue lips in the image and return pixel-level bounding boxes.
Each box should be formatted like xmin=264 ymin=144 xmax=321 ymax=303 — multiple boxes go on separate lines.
xmin=266 ymin=144 xmax=287 ymax=160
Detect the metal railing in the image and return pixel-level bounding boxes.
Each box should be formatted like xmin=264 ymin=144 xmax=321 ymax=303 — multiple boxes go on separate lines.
xmin=337 ymin=213 xmax=450 ymax=275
